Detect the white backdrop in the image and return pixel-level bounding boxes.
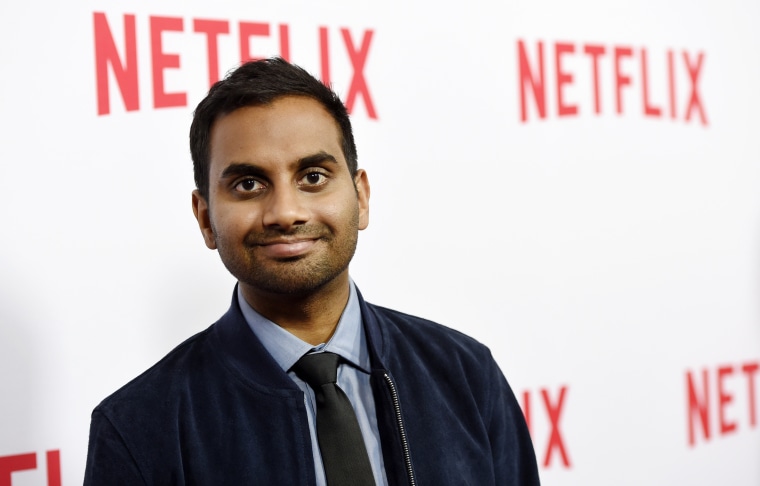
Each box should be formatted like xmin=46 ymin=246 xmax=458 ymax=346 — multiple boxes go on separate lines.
xmin=1 ymin=0 xmax=759 ymax=484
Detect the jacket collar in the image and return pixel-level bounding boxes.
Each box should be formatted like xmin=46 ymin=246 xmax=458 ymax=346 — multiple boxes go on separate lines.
xmin=210 ymin=285 xmax=389 ymax=393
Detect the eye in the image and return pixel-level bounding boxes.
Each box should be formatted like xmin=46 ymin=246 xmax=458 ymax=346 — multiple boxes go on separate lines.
xmin=234 ymin=178 xmax=265 ymax=193
xmin=299 ymin=171 xmax=328 ymax=187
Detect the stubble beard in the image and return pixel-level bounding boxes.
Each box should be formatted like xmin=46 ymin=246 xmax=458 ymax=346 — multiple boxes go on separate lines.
xmin=213 ymin=216 xmax=359 ymax=298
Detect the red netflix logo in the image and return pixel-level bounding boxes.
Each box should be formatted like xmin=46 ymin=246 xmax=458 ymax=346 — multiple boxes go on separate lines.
xmin=686 ymin=360 xmax=759 ymax=446
xmin=522 ymin=385 xmax=571 ymax=469
xmin=517 ymin=39 xmax=707 ymax=125
xmin=93 ymin=12 xmax=377 ymax=118
xmin=0 ymin=450 xmax=60 ymax=486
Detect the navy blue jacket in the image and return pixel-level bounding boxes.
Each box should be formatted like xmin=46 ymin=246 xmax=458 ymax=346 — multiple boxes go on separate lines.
xmin=85 ymin=290 xmax=539 ymax=485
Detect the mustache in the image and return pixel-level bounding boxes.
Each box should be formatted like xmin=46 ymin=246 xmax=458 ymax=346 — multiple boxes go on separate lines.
xmin=243 ymin=225 xmax=329 ymax=245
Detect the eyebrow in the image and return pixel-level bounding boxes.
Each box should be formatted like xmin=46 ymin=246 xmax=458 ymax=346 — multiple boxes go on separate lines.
xmin=296 ymin=151 xmax=339 ymax=169
xmin=219 ymin=151 xmax=340 ymax=180
xmin=220 ymin=163 xmax=266 ymax=180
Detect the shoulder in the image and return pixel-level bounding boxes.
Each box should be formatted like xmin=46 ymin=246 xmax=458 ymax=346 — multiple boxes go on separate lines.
xmin=93 ymin=325 xmax=216 ymax=417
xmin=366 ymin=302 xmax=487 ymax=349
xmin=364 ymin=302 xmax=497 ymax=372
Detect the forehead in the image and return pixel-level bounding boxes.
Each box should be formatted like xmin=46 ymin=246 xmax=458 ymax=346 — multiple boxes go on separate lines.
xmin=208 ymin=96 xmax=345 ymax=173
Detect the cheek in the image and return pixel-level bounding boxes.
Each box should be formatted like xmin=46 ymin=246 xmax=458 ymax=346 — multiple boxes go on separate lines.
xmin=314 ymin=188 xmax=359 ymax=217
xmin=210 ymin=204 xmax=260 ymax=239
xmin=319 ymin=194 xmax=359 ymax=227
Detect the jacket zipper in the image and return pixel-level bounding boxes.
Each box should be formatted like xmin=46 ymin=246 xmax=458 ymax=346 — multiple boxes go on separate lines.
xmin=383 ymin=373 xmax=417 ymax=486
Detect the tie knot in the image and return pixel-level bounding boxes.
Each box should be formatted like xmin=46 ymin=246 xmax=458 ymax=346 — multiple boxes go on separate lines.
xmin=292 ymin=352 xmax=340 ymax=389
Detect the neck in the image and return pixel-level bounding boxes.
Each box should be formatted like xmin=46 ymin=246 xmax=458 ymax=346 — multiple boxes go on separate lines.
xmin=240 ymin=274 xmax=351 ymax=346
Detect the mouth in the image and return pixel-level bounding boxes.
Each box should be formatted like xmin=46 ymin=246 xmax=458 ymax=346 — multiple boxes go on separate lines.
xmin=255 ymin=238 xmax=319 ymax=259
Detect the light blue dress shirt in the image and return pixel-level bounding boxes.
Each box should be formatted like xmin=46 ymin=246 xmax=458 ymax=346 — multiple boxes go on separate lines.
xmin=237 ymin=282 xmax=389 ymax=486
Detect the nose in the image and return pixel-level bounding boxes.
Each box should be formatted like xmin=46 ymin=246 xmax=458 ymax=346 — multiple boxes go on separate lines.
xmin=261 ymin=184 xmax=310 ymax=230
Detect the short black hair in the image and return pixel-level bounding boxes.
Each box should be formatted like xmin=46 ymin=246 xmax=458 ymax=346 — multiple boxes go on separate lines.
xmin=190 ymin=57 xmax=358 ymax=199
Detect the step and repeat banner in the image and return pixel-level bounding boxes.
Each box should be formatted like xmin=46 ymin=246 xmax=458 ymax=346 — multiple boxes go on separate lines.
xmin=1 ymin=0 xmax=759 ymax=484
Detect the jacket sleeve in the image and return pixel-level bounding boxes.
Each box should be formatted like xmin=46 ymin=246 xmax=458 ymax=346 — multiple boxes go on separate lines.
xmin=84 ymin=409 xmax=146 ymax=486
xmin=485 ymin=353 xmax=541 ymax=485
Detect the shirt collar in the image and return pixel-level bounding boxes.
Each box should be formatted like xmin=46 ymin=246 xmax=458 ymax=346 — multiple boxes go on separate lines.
xmin=237 ymin=280 xmax=369 ymax=374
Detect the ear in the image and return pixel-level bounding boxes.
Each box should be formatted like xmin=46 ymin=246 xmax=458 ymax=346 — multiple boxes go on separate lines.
xmin=354 ymin=169 xmax=370 ymax=230
xmin=192 ymin=190 xmax=217 ymax=249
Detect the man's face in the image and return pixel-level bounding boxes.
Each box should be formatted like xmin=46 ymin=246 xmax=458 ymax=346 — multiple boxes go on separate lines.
xmin=192 ymin=96 xmax=369 ymax=299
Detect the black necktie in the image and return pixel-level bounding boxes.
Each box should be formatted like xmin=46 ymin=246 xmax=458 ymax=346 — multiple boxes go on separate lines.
xmin=292 ymin=352 xmax=376 ymax=486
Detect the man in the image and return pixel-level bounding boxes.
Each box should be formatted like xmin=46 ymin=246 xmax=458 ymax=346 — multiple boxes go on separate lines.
xmin=85 ymin=57 xmax=539 ymax=485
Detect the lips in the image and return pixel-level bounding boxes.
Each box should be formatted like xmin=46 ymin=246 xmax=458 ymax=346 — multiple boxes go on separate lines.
xmin=255 ymin=238 xmax=318 ymax=258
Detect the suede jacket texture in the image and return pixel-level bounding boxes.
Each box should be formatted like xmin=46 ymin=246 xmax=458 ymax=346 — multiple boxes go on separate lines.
xmin=85 ymin=289 xmax=540 ymax=485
